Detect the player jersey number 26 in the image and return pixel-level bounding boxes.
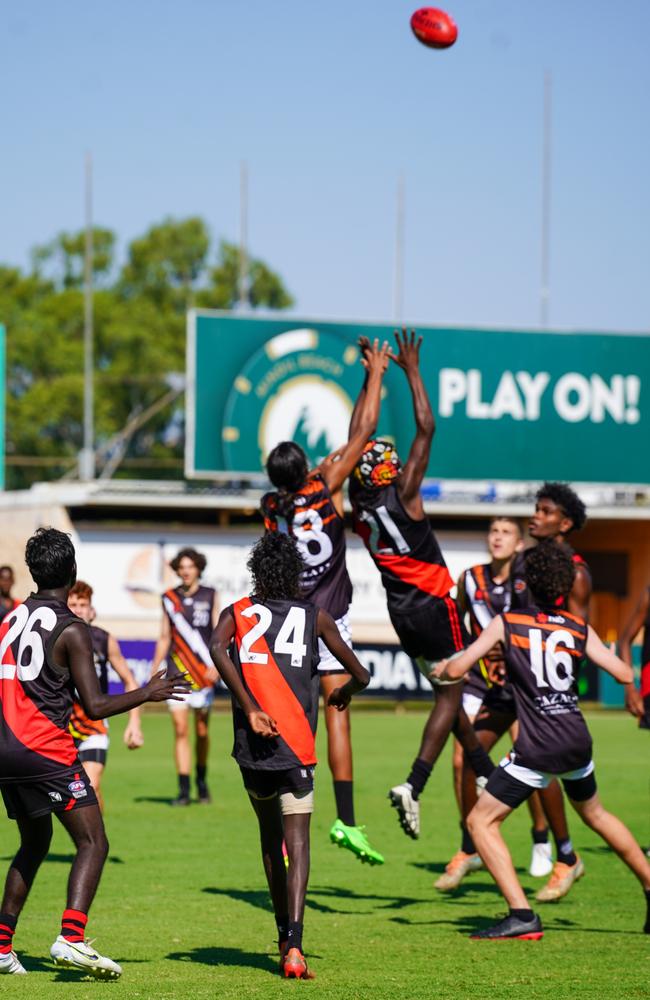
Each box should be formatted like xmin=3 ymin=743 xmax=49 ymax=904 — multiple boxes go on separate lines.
xmin=0 ymin=604 xmax=57 ymax=680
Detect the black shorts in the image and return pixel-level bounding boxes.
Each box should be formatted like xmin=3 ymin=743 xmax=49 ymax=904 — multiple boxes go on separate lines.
xmin=486 ymin=763 xmax=597 ymax=810
xmin=474 ymin=683 xmax=517 ymax=734
xmin=239 ymin=765 xmax=315 ymax=800
xmin=389 ymin=596 xmax=469 ymax=663
xmin=77 ymin=747 xmax=108 ymax=766
xmin=1 ymin=764 xmax=98 ymax=821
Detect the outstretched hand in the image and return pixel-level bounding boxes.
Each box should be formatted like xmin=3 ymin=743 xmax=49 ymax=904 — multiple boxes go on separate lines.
xmin=358 ymin=336 xmax=390 ymax=375
xmin=389 ymin=328 xmax=422 ymax=373
xmin=145 ymin=668 xmax=191 ymax=703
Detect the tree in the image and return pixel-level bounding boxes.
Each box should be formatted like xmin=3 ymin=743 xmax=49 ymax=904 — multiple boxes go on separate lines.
xmin=2 ymin=217 xmax=293 ymax=489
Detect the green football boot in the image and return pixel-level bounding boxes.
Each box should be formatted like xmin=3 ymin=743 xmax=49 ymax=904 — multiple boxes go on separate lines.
xmin=329 ymin=819 xmax=385 ymax=865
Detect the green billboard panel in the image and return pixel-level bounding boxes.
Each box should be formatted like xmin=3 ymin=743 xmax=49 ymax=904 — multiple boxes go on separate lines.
xmin=186 ymin=312 xmax=650 ymax=485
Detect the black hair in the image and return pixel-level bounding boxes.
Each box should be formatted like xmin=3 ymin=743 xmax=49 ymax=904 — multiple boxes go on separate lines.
xmin=247 ymin=532 xmax=304 ymax=603
xmin=524 ymin=541 xmax=576 ymax=607
xmin=170 ymin=548 xmax=207 ymax=574
xmin=266 ymin=442 xmax=308 ymax=497
xmin=25 ymin=527 xmax=76 ymax=589
xmin=536 ymin=482 xmax=587 ymax=533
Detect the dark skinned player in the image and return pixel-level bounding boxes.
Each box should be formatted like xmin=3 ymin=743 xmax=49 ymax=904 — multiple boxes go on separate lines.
xmin=619 ymin=583 xmax=650 ymax=730
xmin=210 ymin=532 xmax=370 ymax=979
xmin=0 ymin=529 xmax=187 ymax=978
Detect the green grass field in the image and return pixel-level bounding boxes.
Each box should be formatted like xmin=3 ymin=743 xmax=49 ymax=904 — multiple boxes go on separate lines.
xmin=1 ymin=709 xmax=648 ymax=999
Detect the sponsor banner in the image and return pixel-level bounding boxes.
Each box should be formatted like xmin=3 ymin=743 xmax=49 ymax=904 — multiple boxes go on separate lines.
xmin=76 ymin=529 xmax=486 ymax=627
xmin=187 ymin=313 xmax=650 ymax=484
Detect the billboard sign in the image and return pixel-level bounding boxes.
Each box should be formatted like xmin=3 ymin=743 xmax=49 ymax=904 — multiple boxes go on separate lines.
xmin=186 ymin=312 xmax=650 ymax=485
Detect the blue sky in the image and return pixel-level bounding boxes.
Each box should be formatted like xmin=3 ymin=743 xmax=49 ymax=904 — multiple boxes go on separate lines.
xmin=2 ymin=0 xmax=649 ymax=332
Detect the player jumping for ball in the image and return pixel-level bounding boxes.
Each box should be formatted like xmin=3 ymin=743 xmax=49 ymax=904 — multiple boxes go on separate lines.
xmin=433 ymin=542 xmax=650 ymax=940
xmin=210 ymin=532 xmax=370 ymax=979
xmin=261 ymin=338 xmax=389 ymax=865
xmin=0 ymin=529 xmax=188 ymax=978
xmin=349 ymin=329 xmax=494 ymax=839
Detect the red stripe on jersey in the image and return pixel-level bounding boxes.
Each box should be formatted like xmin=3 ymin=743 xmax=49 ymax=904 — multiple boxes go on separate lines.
xmin=640 ymin=662 xmax=650 ymax=698
xmin=444 ymin=597 xmax=465 ymax=652
xmin=0 ymin=631 xmax=77 ymax=767
xmin=233 ymin=598 xmax=317 ymax=766
xmin=373 ymin=552 xmax=454 ymax=598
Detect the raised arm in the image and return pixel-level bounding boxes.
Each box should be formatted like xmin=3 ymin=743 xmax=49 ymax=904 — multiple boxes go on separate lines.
xmin=149 ymin=610 xmax=171 ymax=679
xmin=209 ymin=609 xmax=279 ymax=738
xmin=568 ymin=564 xmax=592 ymax=621
xmin=390 ymin=329 xmax=434 ymax=517
xmin=585 ymin=625 xmax=634 ymax=685
xmin=618 ymin=587 xmax=649 ymax=718
xmin=432 ymin=616 xmax=506 ymax=682
xmin=320 ymin=338 xmax=389 ymax=496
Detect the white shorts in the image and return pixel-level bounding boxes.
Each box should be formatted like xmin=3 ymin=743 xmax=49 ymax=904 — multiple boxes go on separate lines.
xmin=168 ymin=686 xmax=215 ymax=712
xmin=498 ymin=754 xmax=595 ymax=790
xmin=416 ymin=648 xmax=466 ymax=688
xmin=462 ymin=691 xmax=484 ymax=720
xmin=317 ymin=614 xmax=352 ymax=675
xmin=76 ymin=733 xmax=109 ymax=752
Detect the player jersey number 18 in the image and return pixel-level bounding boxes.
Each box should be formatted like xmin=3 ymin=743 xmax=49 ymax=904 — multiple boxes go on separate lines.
xmin=0 ymin=605 xmax=57 ymax=681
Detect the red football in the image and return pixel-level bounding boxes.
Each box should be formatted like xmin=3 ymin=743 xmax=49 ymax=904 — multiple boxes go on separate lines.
xmin=410 ymin=7 xmax=458 ymax=49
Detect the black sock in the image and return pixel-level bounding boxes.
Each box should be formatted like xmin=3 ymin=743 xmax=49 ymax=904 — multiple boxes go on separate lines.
xmin=196 ymin=765 xmax=207 ymax=786
xmin=276 ymin=914 xmax=289 ymax=945
xmin=178 ymin=774 xmax=190 ymax=797
xmin=554 ymin=837 xmax=577 ymax=866
xmin=532 ymin=826 xmax=549 ymax=845
xmin=643 ymin=890 xmax=650 ymax=934
xmin=406 ymin=758 xmax=433 ymax=800
xmin=510 ymin=908 xmax=535 ymax=923
xmin=464 ymin=746 xmax=495 ymax=780
xmin=461 ymin=822 xmax=476 ymax=855
xmin=333 ymin=780 xmax=355 ymax=826
xmin=287 ymin=921 xmax=303 ymax=952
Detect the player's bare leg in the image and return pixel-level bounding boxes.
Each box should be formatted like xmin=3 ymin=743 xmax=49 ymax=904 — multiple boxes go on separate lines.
xmin=320 ymin=674 xmax=384 ymax=864
xmin=170 ymin=707 xmax=191 ymax=805
xmin=568 ymin=792 xmax=650 ymax=930
xmin=82 ymin=762 xmax=105 ymax=813
xmin=248 ymin=795 xmax=289 ymax=949
xmin=283 ymin=813 xmax=314 ymax=978
xmin=467 ymin=791 xmax=543 ymax=940
xmin=0 ymin=814 xmax=52 ymax=974
xmin=50 ymin=806 xmax=121 ymax=979
xmin=194 ymin=708 xmax=211 ymax=803
xmin=536 ymin=779 xmax=583 ymax=900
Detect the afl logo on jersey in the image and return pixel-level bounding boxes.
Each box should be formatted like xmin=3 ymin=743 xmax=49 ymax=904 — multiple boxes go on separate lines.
xmin=221 ymin=328 xmax=396 ymax=471
xmin=514 ymin=579 xmax=527 ymax=593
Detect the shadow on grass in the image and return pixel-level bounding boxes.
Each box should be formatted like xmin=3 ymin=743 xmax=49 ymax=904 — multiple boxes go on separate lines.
xmin=20 ymin=953 xmax=83 ymax=981
xmin=0 ymin=853 xmax=124 ymax=865
xmin=167 ymin=946 xmax=278 ymax=975
xmin=133 ymin=796 xmax=179 ymax=806
xmin=203 ymin=885 xmax=425 ymax=915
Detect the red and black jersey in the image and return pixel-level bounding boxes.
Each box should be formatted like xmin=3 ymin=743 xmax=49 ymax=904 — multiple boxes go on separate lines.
xmin=261 ymin=474 xmax=353 ymax=621
xmin=69 ymin=625 xmax=110 ymax=742
xmin=502 ymin=607 xmax=592 ymax=773
xmin=0 ymin=597 xmax=20 ymax=620
xmin=229 ymin=595 xmax=320 ymax=771
xmin=463 ymin=563 xmax=526 ymax=695
xmin=350 ymin=481 xmax=454 ymax=614
xmin=163 ymin=585 xmax=216 ymax=690
xmin=0 ymin=595 xmax=82 ymax=781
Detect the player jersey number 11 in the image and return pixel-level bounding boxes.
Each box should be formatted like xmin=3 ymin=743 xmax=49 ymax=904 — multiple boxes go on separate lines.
xmin=0 ymin=605 xmax=57 ymax=681
xmin=240 ymin=605 xmax=308 ymax=668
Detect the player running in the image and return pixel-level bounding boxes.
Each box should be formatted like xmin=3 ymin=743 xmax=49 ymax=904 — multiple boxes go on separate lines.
xmin=434 ymin=541 xmax=650 ymax=940
xmin=67 ymin=581 xmax=143 ymax=810
xmin=0 ymin=528 xmax=187 ymax=977
xmin=619 ymin=583 xmax=650 ymax=730
xmin=261 ymin=338 xmax=388 ymax=865
xmin=150 ymin=548 xmax=219 ymax=806
xmin=0 ymin=566 xmax=20 ymax=618
xmin=210 ymin=532 xmax=370 ymax=979
xmin=349 ymin=329 xmax=494 ymax=839
xmin=437 ymin=516 xmax=555 ymax=890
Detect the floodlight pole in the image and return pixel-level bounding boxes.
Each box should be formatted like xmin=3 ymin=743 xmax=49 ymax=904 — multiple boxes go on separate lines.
xmin=393 ymin=173 xmax=405 ymax=324
xmin=238 ymin=161 xmax=249 ymax=311
xmin=79 ymin=151 xmax=95 ymax=480
xmin=540 ymin=71 xmax=552 ymax=329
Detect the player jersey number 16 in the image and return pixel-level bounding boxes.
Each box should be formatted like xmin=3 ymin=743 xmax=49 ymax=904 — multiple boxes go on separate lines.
xmin=529 ymin=628 xmax=575 ymax=692
xmin=0 ymin=604 xmax=57 ymax=681
xmin=240 ymin=604 xmax=307 ymax=668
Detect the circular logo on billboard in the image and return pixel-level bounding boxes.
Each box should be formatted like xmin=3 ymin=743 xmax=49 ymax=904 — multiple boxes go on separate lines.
xmin=222 ymin=328 xmax=392 ymax=471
